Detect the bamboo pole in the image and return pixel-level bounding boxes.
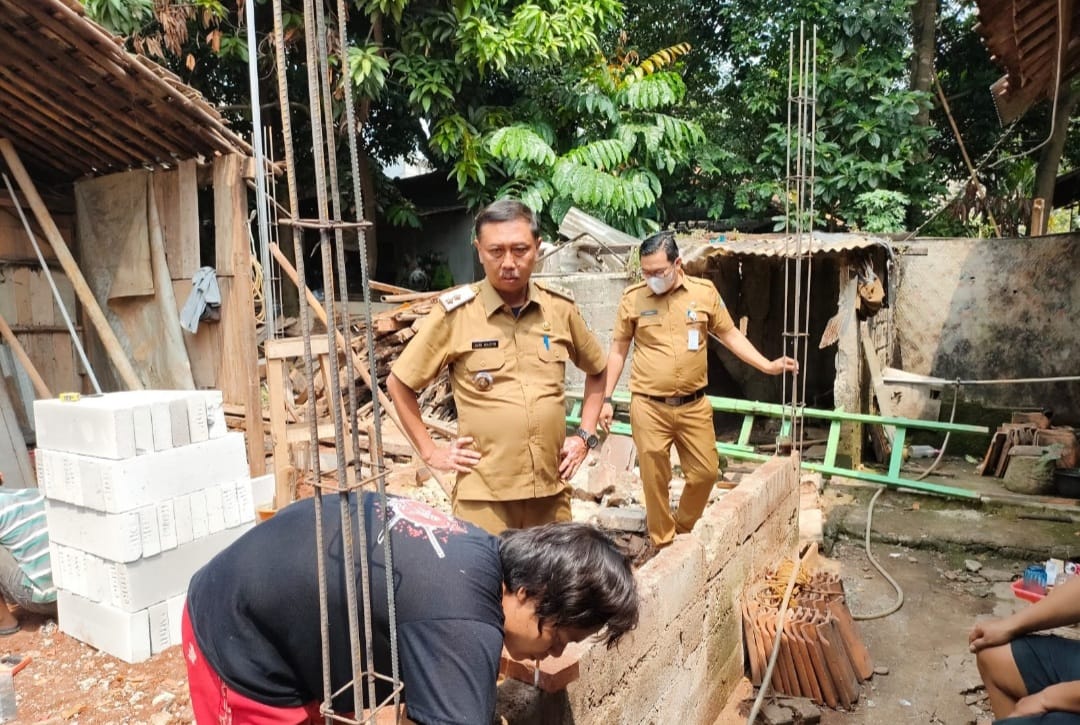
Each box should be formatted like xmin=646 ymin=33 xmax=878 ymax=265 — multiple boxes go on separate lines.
xmin=269 ymin=242 xmax=453 ymax=499
xmin=0 ymin=138 xmax=144 ymax=390
xmin=0 ymin=310 xmax=51 ymax=398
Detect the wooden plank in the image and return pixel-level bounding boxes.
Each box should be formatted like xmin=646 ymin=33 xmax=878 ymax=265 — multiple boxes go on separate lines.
xmin=0 ymin=309 xmax=50 ymax=397
xmin=265 ymin=335 xmax=332 ymax=361
xmin=155 ymin=161 xmax=201 ymax=280
xmin=214 ymin=155 xmax=265 ymax=476
xmin=29 ymin=269 xmax=53 ymax=325
xmin=0 ymin=138 xmax=143 ymax=390
xmin=12 ymin=266 xmax=31 ymax=325
xmin=0 ymin=208 xmax=68 ymax=261
xmin=266 ymin=356 xmax=292 ymax=508
xmin=172 ymin=278 xmax=220 ymax=390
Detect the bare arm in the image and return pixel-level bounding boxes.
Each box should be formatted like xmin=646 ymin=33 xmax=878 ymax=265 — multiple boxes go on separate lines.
xmin=598 ymin=337 xmax=631 ymax=432
xmin=970 ymin=574 xmax=1080 ymax=653
xmin=387 ymin=372 xmax=479 ymax=473
xmin=713 ymin=327 xmax=798 ymax=376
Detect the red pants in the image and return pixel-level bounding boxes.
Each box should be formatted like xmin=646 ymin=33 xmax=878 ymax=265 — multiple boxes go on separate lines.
xmin=182 ymin=606 xmax=323 ymax=724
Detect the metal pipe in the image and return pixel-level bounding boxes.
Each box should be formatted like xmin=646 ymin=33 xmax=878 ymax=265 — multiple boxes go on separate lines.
xmin=245 ymin=0 xmax=276 ymax=338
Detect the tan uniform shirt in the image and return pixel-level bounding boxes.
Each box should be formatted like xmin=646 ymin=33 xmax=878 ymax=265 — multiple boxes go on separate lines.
xmin=392 ymin=279 xmax=606 ymax=501
xmin=612 ymin=275 xmax=735 ymax=397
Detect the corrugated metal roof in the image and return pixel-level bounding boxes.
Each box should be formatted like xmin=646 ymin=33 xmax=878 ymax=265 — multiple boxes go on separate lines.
xmin=975 ymin=0 xmax=1080 ymax=124
xmin=0 ymin=0 xmax=250 ymax=184
xmin=686 ymin=231 xmax=893 ymax=259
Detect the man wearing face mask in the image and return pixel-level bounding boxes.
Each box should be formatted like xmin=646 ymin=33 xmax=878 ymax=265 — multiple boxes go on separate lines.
xmin=599 ymin=231 xmax=798 ymax=548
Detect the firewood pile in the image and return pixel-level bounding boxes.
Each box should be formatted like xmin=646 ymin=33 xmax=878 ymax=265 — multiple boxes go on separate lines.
xmin=743 ymin=563 xmax=873 ymax=709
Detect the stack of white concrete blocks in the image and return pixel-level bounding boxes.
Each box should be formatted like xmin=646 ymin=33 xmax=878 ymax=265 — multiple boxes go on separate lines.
xmin=34 ymin=391 xmax=256 ymax=663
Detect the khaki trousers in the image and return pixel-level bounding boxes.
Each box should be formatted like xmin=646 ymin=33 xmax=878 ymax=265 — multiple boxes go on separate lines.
xmin=630 ymin=395 xmax=719 ymax=546
xmin=452 ymin=486 xmax=573 ymax=535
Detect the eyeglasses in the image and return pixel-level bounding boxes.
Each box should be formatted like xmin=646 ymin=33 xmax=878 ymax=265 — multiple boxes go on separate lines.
xmin=642 ymin=264 xmax=675 ymax=279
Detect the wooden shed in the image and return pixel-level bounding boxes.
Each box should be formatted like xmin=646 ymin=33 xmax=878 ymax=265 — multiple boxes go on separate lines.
xmin=0 ymin=0 xmax=264 ymax=479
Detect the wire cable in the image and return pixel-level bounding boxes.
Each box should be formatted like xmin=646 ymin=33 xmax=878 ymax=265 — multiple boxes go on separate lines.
xmin=745 ymin=551 xmax=804 ymax=724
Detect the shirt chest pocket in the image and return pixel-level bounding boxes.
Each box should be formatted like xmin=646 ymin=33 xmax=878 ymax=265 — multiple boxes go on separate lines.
xmin=463 ymin=349 xmax=506 ymax=373
xmin=537 ymin=337 xmax=571 ymax=363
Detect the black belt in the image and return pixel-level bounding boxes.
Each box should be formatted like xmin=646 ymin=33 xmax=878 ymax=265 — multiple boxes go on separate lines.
xmin=642 ymin=389 xmax=706 ymax=406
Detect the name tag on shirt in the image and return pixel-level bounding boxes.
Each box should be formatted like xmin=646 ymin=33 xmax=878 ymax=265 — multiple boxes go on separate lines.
xmin=688 ymin=329 xmax=700 ymax=350
xmin=471 ymin=340 xmax=498 ymax=349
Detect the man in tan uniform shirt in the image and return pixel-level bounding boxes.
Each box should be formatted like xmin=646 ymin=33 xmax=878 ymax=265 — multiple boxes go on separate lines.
xmin=600 ymin=231 xmax=798 ymax=547
xmin=389 ymin=200 xmax=607 ymax=534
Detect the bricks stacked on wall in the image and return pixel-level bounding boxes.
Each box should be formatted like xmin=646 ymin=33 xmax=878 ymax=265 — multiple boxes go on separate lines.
xmin=33 ymin=391 xmax=256 ymax=664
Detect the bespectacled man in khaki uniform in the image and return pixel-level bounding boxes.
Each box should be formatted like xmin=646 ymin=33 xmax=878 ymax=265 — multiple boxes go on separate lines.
xmin=600 ymin=231 xmax=798 ymax=547
xmin=388 ymin=200 xmax=607 ymax=535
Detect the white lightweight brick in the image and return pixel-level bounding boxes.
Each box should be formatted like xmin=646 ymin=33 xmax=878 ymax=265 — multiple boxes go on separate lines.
xmin=45 ymin=501 xmax=142 ymax=562
xmin=167 ymin=593 xmax=185 ymax=647
xmin=157 ymin=500 xmax=178 ymax=552
xmin=174 ymin=495 xmax=194 ymax=546
xmin=106 ymin=524 xmax=252 ymax=612
xmin=36 ymin=433 xmax=248 ymax=513
xmin=235 ymin=479 xmax=255 ymax=524
xmin=189 ymin=492 xmax=209 ymax=540
xmin=221 ymin=483 xmax=240 ymax=529
xmin=54 ymin=546 xmax=108 ymax=603
xmin=138 ymin=506 xmax=162 ymax=558
xmin=50 ymin=542 xmax=65 ymax=590
xmin=132 ymin=403 xmax=154 ymax=456
xmin=148 ymin=601 xmax=171 ymax=655
xmin=204 ymin=485 xmax=225 ymax=534
xmin=34 ymin=396 xmax=137 ymax=459
xmin=204 ymin=391 xmax=226 ymax=439
xmin=249 ymin=473 xmax=274 ymax=511
xmin=186 ymin=396 xmax=209 ymax=444
xmin=58 ymin=590 xmax=151 ymax=664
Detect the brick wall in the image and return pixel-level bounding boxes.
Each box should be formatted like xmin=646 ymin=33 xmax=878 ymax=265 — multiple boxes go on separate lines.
xmin=495 ymin=456 xmax=800 ymax=723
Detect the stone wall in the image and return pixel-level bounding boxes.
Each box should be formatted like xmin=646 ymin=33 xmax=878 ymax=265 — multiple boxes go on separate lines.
xmin=496 ymin=456 xmax=800 ymax=724
xmin=893 ymin=234 xmax=1079 ymax=423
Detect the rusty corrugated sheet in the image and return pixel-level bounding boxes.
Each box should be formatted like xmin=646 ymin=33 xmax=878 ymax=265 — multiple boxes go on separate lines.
xmin=687 ymin=231 xmax=892 ymax=259
xmin=975 ymin=0 xmax=1080 ymax=123
xmin=0 ymin=0 xmax=250 ymax=183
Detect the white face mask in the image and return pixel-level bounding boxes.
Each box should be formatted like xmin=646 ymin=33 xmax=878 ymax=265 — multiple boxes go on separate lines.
xmin=646 ymin=271 xmax=675 ymax=295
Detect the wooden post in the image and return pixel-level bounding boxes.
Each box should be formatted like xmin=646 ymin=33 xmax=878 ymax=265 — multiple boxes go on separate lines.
xmin=213 ymin=155 xmax=266 ymax=476
xmin=0 ymin=138 xmax=144 ymax=390
xmin=1031 ymin=198 xmax=1047 ymax=236
xmin=0 ymin=310 xmax=51 ymax=398
xmin=269 ymin=242 xmax=454 ymax=499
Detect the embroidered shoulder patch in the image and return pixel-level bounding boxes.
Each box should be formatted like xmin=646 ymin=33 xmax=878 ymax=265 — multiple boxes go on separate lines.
xmin=438 ymin=285 xmax=476 ymax=312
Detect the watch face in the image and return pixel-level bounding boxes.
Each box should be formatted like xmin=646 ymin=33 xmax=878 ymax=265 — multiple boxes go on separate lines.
xmin=587 ymin=434 xmax=600 ymax=449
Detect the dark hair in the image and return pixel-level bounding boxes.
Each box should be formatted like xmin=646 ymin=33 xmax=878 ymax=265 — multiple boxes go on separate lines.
xmin=640 ymin=230 xmax=679 ymax=262
xmin=499 ymin=522 xmax=639 ymax=648
xmin=474 ymin=199 xmax=540 ymax=240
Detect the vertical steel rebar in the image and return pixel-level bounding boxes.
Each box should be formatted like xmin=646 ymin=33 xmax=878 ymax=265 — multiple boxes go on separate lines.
xmin=297 ymin=0 xmax=336 ymax=718
xmin=333 ymin=0 xmax=397 ymax=712
xmin=310 ymin=0 xmax=371 ymax=719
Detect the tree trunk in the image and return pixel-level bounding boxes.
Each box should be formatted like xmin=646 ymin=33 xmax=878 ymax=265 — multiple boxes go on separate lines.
xmin=909 ymin=0 xmax=937 ymax=128
xmin=1033 ymin=84 xmax=1080 ymax=215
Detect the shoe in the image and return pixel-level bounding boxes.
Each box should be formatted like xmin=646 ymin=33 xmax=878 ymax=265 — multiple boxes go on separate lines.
xmin=0 ymin=623 xmax=20 ymax=636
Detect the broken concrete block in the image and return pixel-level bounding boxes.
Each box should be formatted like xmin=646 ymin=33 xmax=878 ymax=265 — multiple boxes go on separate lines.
xmin=594 ymin=506 xmax=646 ymax=533
xmin=760 ymin=702 xmax=794 ymax=725
xmin=598 ymin=434 xmax=636 ymax=472
xmin=779 ymin=697 xmax=821 ymax=724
